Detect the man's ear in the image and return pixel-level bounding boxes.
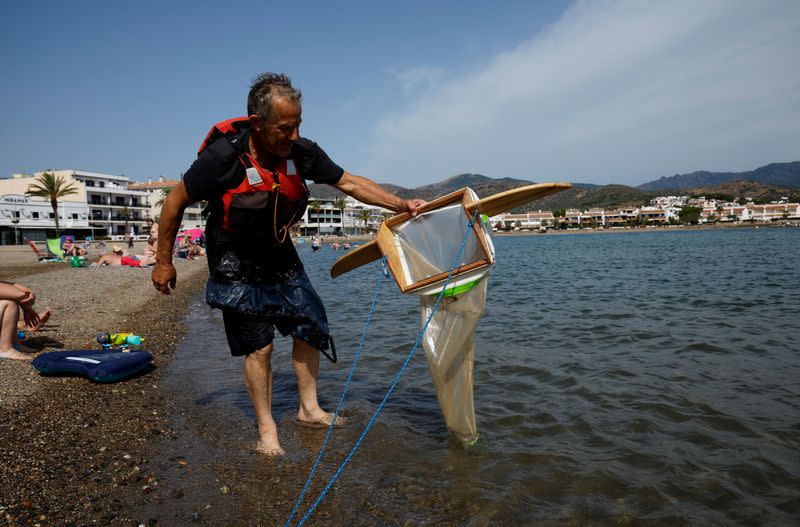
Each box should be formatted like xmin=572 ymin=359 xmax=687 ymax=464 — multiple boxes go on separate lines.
xmin=248 ymin=114 xmax=262 ymax=131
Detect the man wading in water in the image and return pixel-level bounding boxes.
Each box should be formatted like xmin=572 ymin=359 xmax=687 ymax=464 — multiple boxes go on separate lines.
xmin=152 ymin=73 xmax=425 ymax=455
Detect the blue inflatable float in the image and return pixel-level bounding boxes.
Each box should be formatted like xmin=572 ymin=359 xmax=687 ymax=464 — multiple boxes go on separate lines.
xmin=32 ymin=350 xmax=153 ymax=383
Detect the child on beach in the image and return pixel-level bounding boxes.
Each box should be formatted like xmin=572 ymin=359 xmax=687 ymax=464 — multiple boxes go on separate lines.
xmin=0 ymin=281 xmax=45 ymax=360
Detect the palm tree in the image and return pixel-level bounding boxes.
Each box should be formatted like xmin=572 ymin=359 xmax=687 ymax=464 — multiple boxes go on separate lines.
xmin=357 ymin=208 xmax=372 ymax=234
xmin=308 ymin=200 xmax=322 ymax=235
xmin=333 ymin=197 xmax=347 ymax=235
xmin=120 ymin=205 xmax=131 ymax=235
xmin=26 ymin=171 xmax=79 ymax=237
xmin=155 ymin=186 xmax=174 ymax=207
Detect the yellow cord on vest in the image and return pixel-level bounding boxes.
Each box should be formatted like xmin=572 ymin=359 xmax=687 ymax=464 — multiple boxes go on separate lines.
xmin=273 ymin=189 xmax=289 ymax=244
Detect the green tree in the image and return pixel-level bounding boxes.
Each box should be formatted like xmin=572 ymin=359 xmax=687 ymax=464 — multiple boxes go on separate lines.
xmin=26 ymin=171 xmax=79 ymax=237
xmin=678 ymin=205 xmax=703 ymax=225
xmin=357 ymin=208 xmax=372 ymax=234
xmin=308 ymin=200 xmax=322 ymax=235
xmin=155 ymin=186 xmax=174 ymax=208
xmin=120 ymin=205 xmax=131 ymax=235
xmin=333 ymin=197 xmax=347 ymax=234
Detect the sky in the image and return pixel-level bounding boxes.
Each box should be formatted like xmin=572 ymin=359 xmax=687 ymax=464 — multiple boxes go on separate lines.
xmin=1 ymin=0 xmax=798 ymax=188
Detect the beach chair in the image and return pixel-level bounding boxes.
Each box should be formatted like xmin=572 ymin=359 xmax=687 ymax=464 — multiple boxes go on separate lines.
xmin=25 ymin=239 xmax=61 ymax=261
xmin=26 ymin=239 xmax=49 ymax=261
xmin=46 ymin=238 xmax=64 ymax=260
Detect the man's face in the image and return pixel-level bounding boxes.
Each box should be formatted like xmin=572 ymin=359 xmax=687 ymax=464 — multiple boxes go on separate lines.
xmin=252 ymin=97 xmax=301 ymax=159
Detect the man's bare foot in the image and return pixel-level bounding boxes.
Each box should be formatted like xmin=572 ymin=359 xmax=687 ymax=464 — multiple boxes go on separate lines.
xmin=31 ymin=308 xmax=52 ymax=331
xmin=0 ymin=348 xmax=34 ymax=361
xmin=256 ymin=437 xmax=286 ymax=456
xmin=297 ymin=410 xmax=348 ymax=428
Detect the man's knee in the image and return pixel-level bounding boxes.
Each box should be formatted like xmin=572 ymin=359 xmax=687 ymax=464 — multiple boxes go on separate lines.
xmin=247 ymin=343 xmax=274 ymax=362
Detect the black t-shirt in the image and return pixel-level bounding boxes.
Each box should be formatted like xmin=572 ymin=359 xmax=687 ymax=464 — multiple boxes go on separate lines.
xmin=183 ymin=131 xmax=343 ymax=201
xmin=183 ymin=127 xmax=344 ymax=283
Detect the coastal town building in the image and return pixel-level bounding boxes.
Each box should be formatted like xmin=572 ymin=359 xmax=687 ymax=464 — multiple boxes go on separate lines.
xmin=603 ymin=208 xmax=639 ymax=227
xmin=638 ymin=207 xmax=669 ymax=224
xmin=0 ymin=170 xmax=204 ymax=245
xmin=59 ymin=170 xmax=149 ymax=238
xmin=300 ymin=195 xmax=390 ymax=236
xmin=0 ymin=173 xmax=89 ymax=245
xmin=128 ymin=177 xmax=206 ymax=229
xmin=650 ymin=195 xmax=688 ymax=208
xmin=491 ymin=210 xmax=554 ymax=230
xmin=744 ymin=202 xmax=800 ymax=221
xmin=4 ymin=170 xmax=800 ymax=245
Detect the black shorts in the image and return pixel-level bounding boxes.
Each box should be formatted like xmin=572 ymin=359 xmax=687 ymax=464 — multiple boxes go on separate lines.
xmin=209 ymin=271 xmax=335 ymax=361
xmin=222 ymin=311 xmax=277 ymax=356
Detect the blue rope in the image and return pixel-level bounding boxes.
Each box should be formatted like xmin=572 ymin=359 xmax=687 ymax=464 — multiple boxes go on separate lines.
xmin=291 ymin=209 xmax=480 ymax=527
xmin=284 ymin=257 xmax=390 ymax=527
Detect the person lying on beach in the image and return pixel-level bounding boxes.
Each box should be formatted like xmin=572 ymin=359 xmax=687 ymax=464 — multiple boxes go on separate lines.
xmin=0 ymin=281 xmax=43 ymax=360
xmin=95 ymin=251 xmax=149 ymax=268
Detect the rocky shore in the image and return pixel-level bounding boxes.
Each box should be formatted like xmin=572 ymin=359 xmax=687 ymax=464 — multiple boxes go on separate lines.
xmin=0 ymin=259 xmax=208 ymax=526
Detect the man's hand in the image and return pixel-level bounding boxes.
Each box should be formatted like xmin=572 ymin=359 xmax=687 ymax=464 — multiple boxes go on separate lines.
xmin=152 ymin=262 xmax=177 ymax=295
xmin=403 ymin=199 xmax=427 ymax=217
xmin=22 ymin=307 xmax=39 ymax=328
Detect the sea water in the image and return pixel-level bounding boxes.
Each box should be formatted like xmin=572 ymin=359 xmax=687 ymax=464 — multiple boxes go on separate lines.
xmin=164 ymin=227 xmax=800 ymax=525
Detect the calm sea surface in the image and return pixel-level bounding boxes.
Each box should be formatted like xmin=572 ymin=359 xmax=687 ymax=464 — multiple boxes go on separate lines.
xmin=164 ymin=227 xmax=800 ymax=526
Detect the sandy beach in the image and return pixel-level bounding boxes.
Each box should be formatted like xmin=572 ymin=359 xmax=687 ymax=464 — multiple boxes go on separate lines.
xmin=0 ymin=252 xmax=211 ymax=526
xmin=0 ymin=248 xmax=372 ymax=527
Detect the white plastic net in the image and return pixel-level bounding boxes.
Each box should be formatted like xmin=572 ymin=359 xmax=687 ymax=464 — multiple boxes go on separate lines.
xmin=420 ymin=278 xmax=487 ymax=445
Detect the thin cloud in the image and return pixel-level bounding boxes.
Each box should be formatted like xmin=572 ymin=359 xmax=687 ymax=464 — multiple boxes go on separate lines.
xmin=390 ymin=66 xmax=445 ymax=96
xmin=362 ymin=0 xmax=800 ymax=187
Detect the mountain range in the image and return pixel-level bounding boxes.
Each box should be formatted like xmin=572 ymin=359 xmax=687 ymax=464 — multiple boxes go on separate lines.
xmin=636 ymin=161 xmax=800 ymax=191
xmin=308 ymin=161 xmax=800 ymax=212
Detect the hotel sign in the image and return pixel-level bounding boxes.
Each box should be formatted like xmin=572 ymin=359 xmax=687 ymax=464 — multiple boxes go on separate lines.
xmin=2 ymin=194 xmax=31 ymax=204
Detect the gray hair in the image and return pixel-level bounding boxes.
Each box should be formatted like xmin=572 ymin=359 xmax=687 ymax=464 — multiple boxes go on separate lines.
xmin=247 ymin=73 xmax=302 ymax=122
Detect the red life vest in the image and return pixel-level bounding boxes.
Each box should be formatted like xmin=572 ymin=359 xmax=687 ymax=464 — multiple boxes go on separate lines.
xmin=199 ymin=118 xmax=308 ymax=240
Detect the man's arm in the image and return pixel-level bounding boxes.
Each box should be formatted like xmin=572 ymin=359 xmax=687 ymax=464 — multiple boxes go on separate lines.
xmin=151 ymin=181 xmax=196 ymax=295
xmin=333 ymin=172 xmax=426 ymax=215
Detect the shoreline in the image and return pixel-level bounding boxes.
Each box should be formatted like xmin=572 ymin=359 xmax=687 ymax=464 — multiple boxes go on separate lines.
xmin=490 ymin=220 xmax=799 ymax=237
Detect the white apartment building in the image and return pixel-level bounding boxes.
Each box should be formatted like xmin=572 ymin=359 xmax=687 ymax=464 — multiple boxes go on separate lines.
xmin=492 ymin=210 xmax=555 ymax=230
xmin=0 ymin=174 xmax=89 ymax=244
xmin=55 ymin=170 xmax=150 ymax=237
xmin=603 ymin=208 xmax=639 ymax=227
xmin=129 ymin=177 xmax=206 ymax=229
xmin=300 ymin=195 xmax=388 ymax=236
xmin=0 ymin=169 xmax=158 ymax=244
xmin=650 ymin=195 xmax=688 ymax=208
xmin=700 ymin=202 xmax=800 ymax=223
